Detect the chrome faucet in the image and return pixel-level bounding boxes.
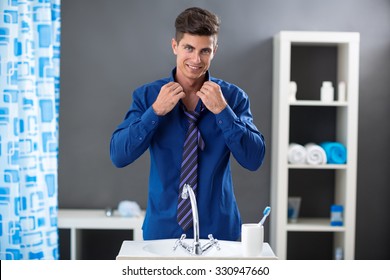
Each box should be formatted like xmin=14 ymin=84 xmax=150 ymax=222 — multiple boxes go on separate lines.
xmin=173 ymin=184 xmax=220 ymax=255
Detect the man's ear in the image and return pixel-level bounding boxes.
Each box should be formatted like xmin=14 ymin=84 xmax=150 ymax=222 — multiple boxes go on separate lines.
xmin=172 ymin=38 xmax=178 ymax=55
xmin=213 ymin=44 xmax=218 ymax=55
xmin=209 ymin=44 xmax=218 ymax=61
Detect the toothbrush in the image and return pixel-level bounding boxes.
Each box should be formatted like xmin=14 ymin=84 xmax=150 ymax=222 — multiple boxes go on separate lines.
xmin=259 ymin=206 xmax=271 ymax=226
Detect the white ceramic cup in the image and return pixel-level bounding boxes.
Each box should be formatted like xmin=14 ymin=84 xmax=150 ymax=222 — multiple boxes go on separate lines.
xmin=241 ymin=223 xmax=264 ymax=257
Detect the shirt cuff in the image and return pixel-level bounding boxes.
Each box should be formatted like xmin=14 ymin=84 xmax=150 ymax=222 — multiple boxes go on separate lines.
xmin=215 ymin=105 xmax=238 ymax=132
xmin=140 ymin=106 xmax=160 ymax=131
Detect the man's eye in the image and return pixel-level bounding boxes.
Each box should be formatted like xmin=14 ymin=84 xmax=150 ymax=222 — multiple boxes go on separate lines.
xmin=201 ymin=49 xmax=211 ymax=55
xmin=184 ymin=46 xmax=193 ymax=51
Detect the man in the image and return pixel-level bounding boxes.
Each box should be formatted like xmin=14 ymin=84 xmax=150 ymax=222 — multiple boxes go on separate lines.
xmin=110 ymin=7 xmax=265 ymax=241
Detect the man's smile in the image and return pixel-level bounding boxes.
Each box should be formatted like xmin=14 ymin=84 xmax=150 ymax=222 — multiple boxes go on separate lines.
xmin=186 ymin=64 xmax=203 ymax=70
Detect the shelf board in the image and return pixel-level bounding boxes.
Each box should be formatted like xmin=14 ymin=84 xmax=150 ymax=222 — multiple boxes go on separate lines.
xmin=286 ymin=218 xmax=345 ymax=232
xmin=279 ymin=31 xmax=360 ymax=45
xmin=290 ymin=100 xmax=347 ymax=107
xmin=288 ymin=164 xmax=347 ymax=169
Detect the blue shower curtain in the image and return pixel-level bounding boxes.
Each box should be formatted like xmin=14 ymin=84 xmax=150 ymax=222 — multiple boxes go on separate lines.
xmin=0 ymin=0 xmax=61 ymax=259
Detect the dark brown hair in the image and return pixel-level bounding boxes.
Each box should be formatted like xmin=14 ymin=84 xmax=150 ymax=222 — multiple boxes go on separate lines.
xmin=175 ymin=7 xmax=220 ymax=44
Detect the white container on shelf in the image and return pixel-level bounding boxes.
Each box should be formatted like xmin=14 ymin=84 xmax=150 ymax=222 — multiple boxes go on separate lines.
xmin=321 ymin=81 xmax=334 ymax=102
xmin=289 ymin=81 xmax=298 ymax=102
xmin=338 ymin=81 xmax=346 ymax=102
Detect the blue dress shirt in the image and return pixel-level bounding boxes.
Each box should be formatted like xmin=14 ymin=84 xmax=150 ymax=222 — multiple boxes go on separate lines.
xmin=110 ymin=69 xmax=265 ymax=241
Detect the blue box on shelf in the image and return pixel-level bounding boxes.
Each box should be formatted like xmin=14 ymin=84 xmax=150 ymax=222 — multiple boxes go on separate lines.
xmin=330 ymin=204 xmax=344 ymax=226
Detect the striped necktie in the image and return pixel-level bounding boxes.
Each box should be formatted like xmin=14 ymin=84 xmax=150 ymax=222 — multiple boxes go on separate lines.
xmin=177 ymin=109 xmax=205 ymax=231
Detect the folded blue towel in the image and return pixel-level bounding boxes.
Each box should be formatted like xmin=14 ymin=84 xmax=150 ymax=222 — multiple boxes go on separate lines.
xmin=320 ymin=142 xmax=347 ymax=164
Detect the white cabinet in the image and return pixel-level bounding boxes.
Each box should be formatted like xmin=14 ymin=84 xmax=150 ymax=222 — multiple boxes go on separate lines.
xmin=270 ymin=31 xmax=359 ymax=259
xmin=58 ymin=209 xmax=144 ymax=260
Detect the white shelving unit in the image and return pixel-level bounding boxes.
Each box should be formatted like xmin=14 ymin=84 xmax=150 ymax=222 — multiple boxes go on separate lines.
xmin=270 ymin=31 xmax=359 ymax=259
xmin=58 ymin=209 xmax=144 ymax=260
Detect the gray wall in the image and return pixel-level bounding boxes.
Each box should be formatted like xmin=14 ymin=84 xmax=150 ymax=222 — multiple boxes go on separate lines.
xmin=59 ymin=0 xmax=390 ymax=259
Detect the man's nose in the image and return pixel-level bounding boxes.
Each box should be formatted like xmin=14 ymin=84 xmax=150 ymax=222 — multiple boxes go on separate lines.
xmin=191 ymin=52 xmax=201 ymax=63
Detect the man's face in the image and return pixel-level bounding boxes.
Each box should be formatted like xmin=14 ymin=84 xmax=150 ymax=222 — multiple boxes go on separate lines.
xmin=172 ymin=33 xmax=217 ymax=82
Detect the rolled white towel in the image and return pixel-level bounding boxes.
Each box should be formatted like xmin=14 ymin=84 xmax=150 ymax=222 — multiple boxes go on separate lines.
xmin=305 ymin=143 xmax=327 ymax=165
xmin=288 ymin=143 xmax=307 ymax=164
xmin=118 ymin=200 xmax=142 ymax=217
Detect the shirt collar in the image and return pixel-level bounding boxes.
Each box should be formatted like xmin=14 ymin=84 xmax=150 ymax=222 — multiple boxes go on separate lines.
xmin=170 ymin=68 xmax=208 ymax=114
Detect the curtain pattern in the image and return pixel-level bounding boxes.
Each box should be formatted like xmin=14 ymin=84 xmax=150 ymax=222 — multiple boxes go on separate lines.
xmin=0 ymin=0 xmax=61 ymax=260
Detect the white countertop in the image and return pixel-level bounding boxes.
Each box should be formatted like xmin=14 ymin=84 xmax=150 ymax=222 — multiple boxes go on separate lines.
xmin=58 ymin=208 xmax=144 ymax=229
xmin=116 ymin=239 xmax=277 ymax=260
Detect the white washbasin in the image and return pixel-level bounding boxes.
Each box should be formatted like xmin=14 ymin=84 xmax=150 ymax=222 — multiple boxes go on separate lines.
xmin=116 ymin=239 xmax=277 ymax=259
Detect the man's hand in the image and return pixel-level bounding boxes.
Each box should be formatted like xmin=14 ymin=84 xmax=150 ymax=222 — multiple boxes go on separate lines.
xmin=196 ymin=81 xmax=227 ymax=114
xmin=152 ymin=82 xmax=186 ymax=116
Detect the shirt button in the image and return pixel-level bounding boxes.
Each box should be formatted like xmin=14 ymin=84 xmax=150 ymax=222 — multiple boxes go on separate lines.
xmin=151 ymin=120 xmax=156 ymax=125
xmin=218 ymin=120 xmax=223 ymax=124
xmin=138 ymin=136 xmax=143 ymax=141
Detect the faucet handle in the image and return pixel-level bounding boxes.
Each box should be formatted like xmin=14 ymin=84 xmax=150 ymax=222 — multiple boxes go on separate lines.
xmin=208 ymin=234 xmax=221 ymax=250
xmin=180 ymin=233 xmax=187 ymax=241
xmin=208 ymin=234 xmax=217 ymax=242
xmin=173 ymin=234 xmax=187 ymax=251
